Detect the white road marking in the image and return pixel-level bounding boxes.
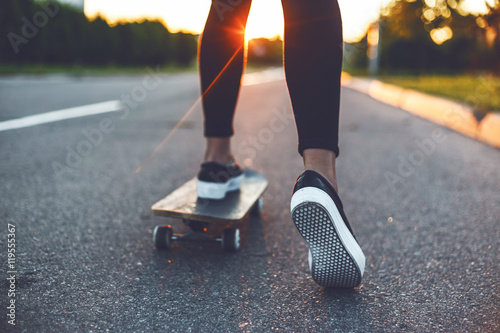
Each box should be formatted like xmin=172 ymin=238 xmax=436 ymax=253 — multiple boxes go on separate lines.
xmin=0 ymin=100 xmax=122 ymax=132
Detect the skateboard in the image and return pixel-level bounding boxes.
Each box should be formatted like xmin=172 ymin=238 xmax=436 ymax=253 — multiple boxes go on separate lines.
xmin=151 ymin=169 xmax=268 ymax=251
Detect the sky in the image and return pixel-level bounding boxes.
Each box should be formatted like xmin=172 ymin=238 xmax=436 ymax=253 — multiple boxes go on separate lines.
xmin=84 ymin=0 xmax=495 ymax=43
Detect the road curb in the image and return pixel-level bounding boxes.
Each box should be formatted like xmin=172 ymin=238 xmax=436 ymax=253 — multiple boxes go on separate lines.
xmin=343 ymin=77 xmax=500 ymax=149
xmin=478 ymin=113 xmax=500 ymax=148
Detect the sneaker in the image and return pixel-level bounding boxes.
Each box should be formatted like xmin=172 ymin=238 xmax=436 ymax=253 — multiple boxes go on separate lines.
xmin=197 ymin=161 xmax=244 ymax=200
xmin=290 ymin=170 xmax=365 ymax=288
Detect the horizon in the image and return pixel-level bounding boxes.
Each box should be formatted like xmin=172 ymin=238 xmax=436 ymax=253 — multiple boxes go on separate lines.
xmin=84 ymin=0 xmax=391 ymax=43
xmin=83 ymin=0 xmax=495 ymax=43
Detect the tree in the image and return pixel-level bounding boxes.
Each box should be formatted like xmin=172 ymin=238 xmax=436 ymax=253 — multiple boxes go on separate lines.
xmin=0 ymin=0 xmax=38 ymax=62
xmin=173 ymin=32 xmax=198 ymax=65
xmin=0 ymin=0 xmax=199 ymax=67
xmin=247 ymin=38 xmax=282 ymax=65
xmin=479 ymin=1 xmax=500 ymax=73
xmin=380 ymin=0 xmax=497 ymax=73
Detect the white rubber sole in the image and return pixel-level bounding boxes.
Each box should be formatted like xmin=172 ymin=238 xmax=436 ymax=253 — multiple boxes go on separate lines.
xmin=291 ymin=187 xmax=365 ymax=288
xmin=197 ymin=174 xmax=244 ymax=200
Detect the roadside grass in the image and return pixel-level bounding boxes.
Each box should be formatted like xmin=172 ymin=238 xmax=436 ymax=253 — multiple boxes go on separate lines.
xmin=0 ymin=63 xmax=198 ymax=76
xmin=0 ymin=62 xmax=278 ymax=76
xmin=377 ymin=75 xmax=500 ymax=114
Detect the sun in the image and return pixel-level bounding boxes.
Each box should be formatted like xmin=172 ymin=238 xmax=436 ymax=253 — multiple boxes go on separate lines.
xmin=85 ymin=0 xmax=415 ymax=43
xmin=244 ymin=0 xmax=284 ymax=41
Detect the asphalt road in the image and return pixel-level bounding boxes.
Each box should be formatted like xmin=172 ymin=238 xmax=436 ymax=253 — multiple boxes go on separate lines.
xmin=1 ymin=70 xmax=499 ymax=332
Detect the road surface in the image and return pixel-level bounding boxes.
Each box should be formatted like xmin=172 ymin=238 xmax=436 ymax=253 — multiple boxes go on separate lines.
xmin=1 ymin=70 xmax=498 ymax=332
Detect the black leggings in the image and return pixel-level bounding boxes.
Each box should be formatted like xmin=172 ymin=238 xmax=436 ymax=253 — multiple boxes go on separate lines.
xmin=199 ymin=0 xmax=343 ymax=156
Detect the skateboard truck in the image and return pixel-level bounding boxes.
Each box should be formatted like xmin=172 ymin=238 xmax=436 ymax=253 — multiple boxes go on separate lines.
xmin=153 ymin=220 xmax=241 ymax=252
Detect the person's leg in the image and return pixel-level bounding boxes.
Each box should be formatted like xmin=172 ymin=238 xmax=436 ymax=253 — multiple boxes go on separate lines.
xmin=199 ymin=0 xmax=253 ymax=164
xmin=281 ymin=0 xmax=343 ymax=190
xmin=283 ymin=0 xmax=365 ymax=288
xmin=303 ymin=149 xmax=338 ymax=192
xmin=197 ymin=0 xmax=252 ymax=199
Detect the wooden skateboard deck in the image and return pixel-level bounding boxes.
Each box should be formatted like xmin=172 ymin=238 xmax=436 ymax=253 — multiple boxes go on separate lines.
xmin=151 ymin=169 xmax=268 ymax=224
xmin=151 ymin=169 xmax=267 ymax=251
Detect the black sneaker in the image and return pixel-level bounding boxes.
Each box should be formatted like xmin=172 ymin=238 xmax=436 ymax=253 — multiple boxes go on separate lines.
xmin=290 ymin=170 xmax=365 ymax=288
xmin=197 ymin=161 xmax=244 ymax=200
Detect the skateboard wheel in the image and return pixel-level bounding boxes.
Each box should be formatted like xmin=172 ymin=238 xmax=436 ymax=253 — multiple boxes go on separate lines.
xmin=222 ymin=228 xmax=240 ymax=252
xmin=153 ymin=225 xmax=173 ymax=249
xmin=250 ymin=197 xmax=263 ymax=217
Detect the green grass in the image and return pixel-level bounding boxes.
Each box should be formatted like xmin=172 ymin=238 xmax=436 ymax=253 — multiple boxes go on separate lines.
xmin=0 ymin=62 xmax=280 ymax=76
xmin=0 ymin=63 xmax=198 ymax=76
xmin=244 ymin=63 xmax=282 ymax=73
xmin=377 ymin=75 xmax=500 ymax=114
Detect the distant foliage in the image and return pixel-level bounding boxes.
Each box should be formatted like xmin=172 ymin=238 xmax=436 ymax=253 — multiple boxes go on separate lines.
xmin=0 ymin=0 xmax=198 ymax=66
xmin=343 ymin=0 xmax=500 ymax=74
xmin=378 ymin=0 xmax=500 ymax=73
xmin=247 ymin=38 xmax=282 ymax=65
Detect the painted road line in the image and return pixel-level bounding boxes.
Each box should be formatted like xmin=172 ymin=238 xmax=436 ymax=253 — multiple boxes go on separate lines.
xmin=0 ymin=100 xmax=123 ymax=132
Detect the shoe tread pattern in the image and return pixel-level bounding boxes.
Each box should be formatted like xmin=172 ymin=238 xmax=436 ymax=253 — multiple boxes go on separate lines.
xmin=292 ymin=202 xmax=362 ymax=288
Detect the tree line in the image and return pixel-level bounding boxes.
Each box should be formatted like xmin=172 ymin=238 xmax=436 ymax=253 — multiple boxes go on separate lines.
xmin=346 ymin=0 xmax=500 ymax=74
xmin=3 ymin=0 xmax=498 ymax=73
xmin=0 ymin=0 xmax=198 ymax=66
